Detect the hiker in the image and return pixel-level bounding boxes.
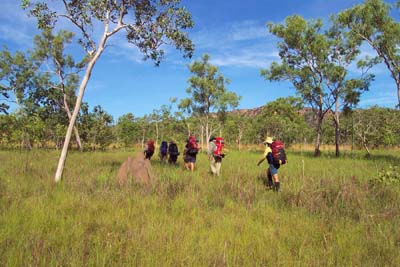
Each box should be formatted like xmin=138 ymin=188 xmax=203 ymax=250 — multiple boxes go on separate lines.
xmin=144 ymin=139 xmax=155 ymax=160
xmin=168 ymin=140 xmax=180 ymax=164
xmin=208 ymin=136 xmax=225 ymax=176
xmin=159 ymin=141 xmax=168 ymax=162
xmin=183 ymin=135 xmax=199 ymax=171
xmin=257 ymin=137 xmax=287 ymax=192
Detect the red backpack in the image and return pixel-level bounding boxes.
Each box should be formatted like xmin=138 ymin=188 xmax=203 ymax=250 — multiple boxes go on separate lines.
xmin=147 ymin=140 xmax=155 ymax=153
xmin=271 ymin=140 xmax=287 ymax=164
xmin=214 ymin=137 xmax=224 ymax=156
xmin=187 ymin=135 xmax=198 ymax=155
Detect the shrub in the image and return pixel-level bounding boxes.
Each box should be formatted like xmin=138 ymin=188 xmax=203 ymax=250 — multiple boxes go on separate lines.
xmin=376 ymin=166 xmax=400 ymax=185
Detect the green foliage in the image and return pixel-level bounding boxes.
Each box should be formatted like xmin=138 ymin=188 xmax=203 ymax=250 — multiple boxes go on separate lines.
xmin=0 ymin=46 xmax=38 ymax=112
xmin=252 ymin=97 xmax=309 ymax=145
xmin=262 ymin=14 xmax=373 ymax=156
xmin=179 ymin=54 xmax=240 ymax=116
xmin=337 ymin=0 xmax=400 ymax=107
xmin=179 ymin=54 xmax=241 ymax=143
xmin=115 ymin=113 xmax=139 ymax=147
xmin=79 ymin=105 xmax=114 ymax=149
xmin=23 ymin=0 xmax=194 ymax=65
xmin=353 ymin=107 xmax=400 ymax=147
xmin=376 ymin=165 xmax=400 ymax=185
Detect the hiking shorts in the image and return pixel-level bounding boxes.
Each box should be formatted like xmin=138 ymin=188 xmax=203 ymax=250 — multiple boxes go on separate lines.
xmin=184 ymin=154 xmax=196 ymax=163
xmin=269 ymin=163 xmax=279 ymax=175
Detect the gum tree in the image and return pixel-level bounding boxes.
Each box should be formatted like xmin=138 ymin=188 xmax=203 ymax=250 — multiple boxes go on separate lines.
xmin=32 ymin=29 xmax=87 ymax=151
xmin=0 ymin=47 xmax=38 ymax=113
xmin=262 ymin=15 xmax=372 ymax=157
xmin=23 ymin=0 xmax=194 ymax=182
xmin=0 ymin=47 xmax=40 ymax=148
xmin=337 ymin=0 xmax=400 ymax=108
xmin=179 ymin=54 xmax=241 ymax=149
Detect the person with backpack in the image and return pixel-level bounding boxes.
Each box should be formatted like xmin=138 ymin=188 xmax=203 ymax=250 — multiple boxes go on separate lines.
xmin=208 ymin=136 xmax=225 ymax=176
xmin=144 ymin=139 xmax=155 ymax=160
xmin=257 ymin=137 xmax=287 ymax=192
xmin=183 ymin=135 xmax=199 ymax=171
xmin=168 ymin=140 xmax=180 ymax=164
xmin=159 ymin=141 xmax=168 ymax=162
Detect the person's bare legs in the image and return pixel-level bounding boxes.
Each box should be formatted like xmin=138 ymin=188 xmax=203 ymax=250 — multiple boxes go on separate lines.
xmin=266 ymin=168 xmax=273 ymax=188
xmin=184 ymin=162 xmax=190 ymax=170
xmin=190 ymin=162 xmax=195 ymax=172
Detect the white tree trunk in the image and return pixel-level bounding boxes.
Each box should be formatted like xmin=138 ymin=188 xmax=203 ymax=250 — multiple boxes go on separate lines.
xmin=205 ymin=118 xmax=209 ymax=150
xmin=54 ymin=34 xmax=108 ymax=182
xmin=200 ymin=125 xmax=204 ymax=151
xmin=155 ymin=121 xmax=159 ymax=148
xmin=334 ymin=98 xmax=340 ymax=157
xmin=63 ymin=96 xmax=83 ymax=151
xmin=238 ymin=128 xmax=243 ymax=151
xmin=141 ymin=129 xmax=145 ymax=149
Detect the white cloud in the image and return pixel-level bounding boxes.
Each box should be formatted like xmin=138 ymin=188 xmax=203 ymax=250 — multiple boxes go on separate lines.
xmin=359 ymin=96 xmax=397 ymax=106
xmin=0 ymin=1 xmax=32 ymax=23
xmin=0 ymin=25 xmax=32 ymax=45
xmin=189 ymin=20 xmax=278 ymax=68
xmin=359 ymin=91 xmax=397 ymax=107
xmin=105 ymin=32 xmax=147 ymax=64
xmin=229 ymin=20 xmax=269 ymax=41
xmin=209 ymin=49 xmax=278 ymax=68
xmin=0 ymin=1 xmax=37 ymax=47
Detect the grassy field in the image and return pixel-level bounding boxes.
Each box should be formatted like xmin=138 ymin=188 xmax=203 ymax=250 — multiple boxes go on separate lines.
xmin=0 ymin=148 xmax=399 ymax=266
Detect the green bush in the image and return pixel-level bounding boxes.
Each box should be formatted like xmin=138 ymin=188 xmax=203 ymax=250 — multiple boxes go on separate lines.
xmin=376 ymin=165 xmax=400 ymax=185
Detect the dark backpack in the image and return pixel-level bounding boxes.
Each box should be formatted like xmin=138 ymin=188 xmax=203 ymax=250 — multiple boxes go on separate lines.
xmin=160 ymin=141 xmax=168 ymax=155
xmin=271 ymin=140 xmax=287 ymax=165
xmin=168 ymin=143 xmax=179 ymax=156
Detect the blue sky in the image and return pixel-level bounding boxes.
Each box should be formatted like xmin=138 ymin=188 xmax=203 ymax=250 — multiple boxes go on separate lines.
xmin=0 ymin=0 xmax=398 ymax=120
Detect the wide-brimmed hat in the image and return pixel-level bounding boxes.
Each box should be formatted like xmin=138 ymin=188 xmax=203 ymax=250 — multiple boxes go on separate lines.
xmin=263 ymin=137 xmax=273 ymax=144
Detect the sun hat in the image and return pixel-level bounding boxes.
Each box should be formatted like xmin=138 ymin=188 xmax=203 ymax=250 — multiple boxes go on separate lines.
xmin=263 ymin=137 xmax=273 ymax=144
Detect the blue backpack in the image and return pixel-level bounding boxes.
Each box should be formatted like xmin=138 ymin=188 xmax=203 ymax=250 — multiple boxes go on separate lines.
xmin=160 ymin=141 xmax=168 ymax=155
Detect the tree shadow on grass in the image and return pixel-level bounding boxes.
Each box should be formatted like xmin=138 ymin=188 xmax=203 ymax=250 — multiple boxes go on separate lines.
xmin=289 ymin=150 xmax=400 ymax=164
xmin=102 ymin=160 xmax=124 ymax=170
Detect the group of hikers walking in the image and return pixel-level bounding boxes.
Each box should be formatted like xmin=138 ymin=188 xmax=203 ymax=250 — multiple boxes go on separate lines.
xmin=143 ymin=135 xmax=287 ymax=191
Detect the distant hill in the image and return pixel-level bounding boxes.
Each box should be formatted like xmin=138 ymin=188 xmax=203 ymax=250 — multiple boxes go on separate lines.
xmin=229 ymin=106 xmax=264 ymax=117
xmin=229 ymin=106 xmax=324 ymax=117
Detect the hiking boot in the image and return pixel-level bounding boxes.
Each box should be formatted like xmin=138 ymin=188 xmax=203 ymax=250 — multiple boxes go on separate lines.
xmin=273 ymin=182 xmax=280 ymax=192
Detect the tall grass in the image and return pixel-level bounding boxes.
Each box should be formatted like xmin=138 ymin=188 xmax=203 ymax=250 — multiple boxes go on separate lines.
xmin=0 ymin=149 xmax=399 ymax=266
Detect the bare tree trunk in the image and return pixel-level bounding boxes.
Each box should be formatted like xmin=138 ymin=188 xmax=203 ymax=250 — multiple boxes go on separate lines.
xmin=334 ymin=99 xmax=340 ymax=157
xmin=155 ymin=121 xmax=159 ymax=148
xmin=200 ymin=125 xmax=204 ymax=151
xmin=54 ymin=33 xmax=108 ymax=182
xmin=56 ymin=56 xmax=83 ymax=152
xmin=186 ymin=122 xmax=191 ymax=137
xmin=397 ymin=79 xmax=400 ymax=109
xmin=361 ymin=134 xmax=371 ymax=156
xmin=63 ymin=96 xmax=83 ymax=151
xmin=141 ymin=129 xmax=145 ymax=149
xmin=334 ymin=118 xmax=340 ymax=157
xmin=205 ymin=117 xmax=209 ymax=150
xmin=314 ymin=114 xmax=323 ymax=157
xmin=351 ymin=113 xmax=354 ymax=152
xmin=238 ymin=128 xmax=242 ymax=151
